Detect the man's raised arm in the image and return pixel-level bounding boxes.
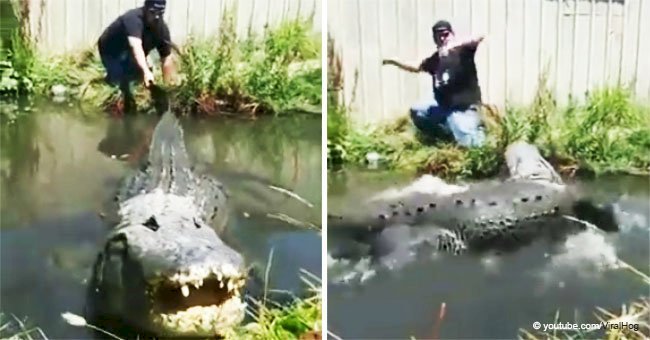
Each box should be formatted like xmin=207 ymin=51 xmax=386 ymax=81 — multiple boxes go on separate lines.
xmin=381 ymin=59 xmax=422 ymax=73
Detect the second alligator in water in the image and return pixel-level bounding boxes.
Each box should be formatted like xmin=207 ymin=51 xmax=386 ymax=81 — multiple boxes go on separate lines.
xmin=328 ymin=142 xmax=617 ymax=265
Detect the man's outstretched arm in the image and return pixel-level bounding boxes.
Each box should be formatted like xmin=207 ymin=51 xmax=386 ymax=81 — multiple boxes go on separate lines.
xmin=382 ymin=59 xmax=422 ymax=73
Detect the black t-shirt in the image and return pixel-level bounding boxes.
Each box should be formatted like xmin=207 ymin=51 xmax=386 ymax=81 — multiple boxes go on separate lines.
xmin=98 ymin=7 xmax=171 ymax=59
xmin=420 ymin=45 xmax=482 ymax=109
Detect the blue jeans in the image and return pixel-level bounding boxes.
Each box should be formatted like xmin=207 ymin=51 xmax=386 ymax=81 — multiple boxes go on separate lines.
xmin=99 ymin=50 xmax=140 ymax=94
xmin=409 ymin=99 xmax=486 ymax=147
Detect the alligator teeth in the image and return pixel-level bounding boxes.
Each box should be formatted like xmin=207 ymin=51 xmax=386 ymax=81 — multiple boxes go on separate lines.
xmin=219 ymin=281 xmax=224 ymax=289
xmin=227 ymin=280 xmax=234 ymax=292
xmin=181 ymin=285 xmax=190 ymax=297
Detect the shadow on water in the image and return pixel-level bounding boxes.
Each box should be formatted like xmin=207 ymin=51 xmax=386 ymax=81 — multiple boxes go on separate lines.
xmin=0 ymin=99 xmax=322 ymax=338
xmin=327 ymin=171 xmax=649 ymax=339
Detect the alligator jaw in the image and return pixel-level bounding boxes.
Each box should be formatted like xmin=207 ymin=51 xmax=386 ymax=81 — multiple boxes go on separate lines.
xmin=148 ymin=267 xmax=247 ymax=336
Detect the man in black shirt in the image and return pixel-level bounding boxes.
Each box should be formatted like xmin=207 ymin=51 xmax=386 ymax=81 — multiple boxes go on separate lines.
xmin=383 ymin=20 xmax=486 ymax=147
xmin=98 ymin=0 xmax=175 ymax=112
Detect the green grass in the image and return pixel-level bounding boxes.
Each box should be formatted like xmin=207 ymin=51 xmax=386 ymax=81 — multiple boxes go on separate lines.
xmin=229 ymin=270 xmax=322 ymax=340
xmin=175 ymin=9 xmax=321 ymax=116
xmin=328 ymin=77 xmax=650 ymax=179
xmin=1 ymin=7 xmax=320 ymax=119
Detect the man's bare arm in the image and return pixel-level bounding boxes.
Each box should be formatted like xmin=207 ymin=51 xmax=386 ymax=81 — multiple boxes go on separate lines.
xmin=127 ymin=36 xmax=154 ymax=85
xmin=161 ymin=55 xmax=175 ymax=84
xmin=382 ymin=59 xmax=421 ymax=73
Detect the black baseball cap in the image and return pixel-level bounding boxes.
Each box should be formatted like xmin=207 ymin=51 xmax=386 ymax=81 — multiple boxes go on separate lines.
xmin=144 ymin=0 xmax=166 ymax=12
xmin=432 ymin=20 xmax=453 ymax=33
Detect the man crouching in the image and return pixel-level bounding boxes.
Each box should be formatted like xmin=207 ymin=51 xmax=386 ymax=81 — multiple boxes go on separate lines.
xmin=97 ymin=0 xmax=175 ymax=113
xmin=383 ymin=20 xmax=486 ymax=147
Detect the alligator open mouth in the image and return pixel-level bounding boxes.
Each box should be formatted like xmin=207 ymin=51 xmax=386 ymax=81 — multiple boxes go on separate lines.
xmin=148 ymin=267 xmax=247 ymax=336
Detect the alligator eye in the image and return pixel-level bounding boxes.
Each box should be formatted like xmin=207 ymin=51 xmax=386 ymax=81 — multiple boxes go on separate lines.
xmin=143 ymin=216 xmax=160 ymax=231
xmin=521 ymin=197 xmax=529 ymax=203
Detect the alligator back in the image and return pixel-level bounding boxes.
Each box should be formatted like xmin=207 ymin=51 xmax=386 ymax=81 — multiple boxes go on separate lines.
xmin=115 ymin=90 xmax=228 ymax=231
xmin=328 ymin=180 xmax=581 ymax=251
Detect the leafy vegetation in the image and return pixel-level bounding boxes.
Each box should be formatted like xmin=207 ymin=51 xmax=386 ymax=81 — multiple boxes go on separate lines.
xmin=328 ymin=72 xmax=650 ymax=178
xmin=1 ymin=5 xmax=320 ymax=119
xmin=175 ymin=9 xmax=321 ymax=116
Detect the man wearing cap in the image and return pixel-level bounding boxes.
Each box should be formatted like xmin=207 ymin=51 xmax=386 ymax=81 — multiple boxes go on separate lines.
xmin=97 ymin=0 xmax=175 ymax=112
xmin=383 ymin=20 xmax=486 ymax=147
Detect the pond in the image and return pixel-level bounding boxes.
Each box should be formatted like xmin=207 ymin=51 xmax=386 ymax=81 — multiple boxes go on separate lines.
xmin=0 ymin=100 xmax=322 ymax=338
xmin=327 ymin=170 xmax=649 ymax=339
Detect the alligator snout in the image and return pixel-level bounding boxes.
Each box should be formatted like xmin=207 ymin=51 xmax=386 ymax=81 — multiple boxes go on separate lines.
xmin=95 ymin=221 xmax=247 ymax=337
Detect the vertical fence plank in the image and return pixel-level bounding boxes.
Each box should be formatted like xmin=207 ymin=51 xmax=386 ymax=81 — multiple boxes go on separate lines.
xmin=586 ymin=0 xmax=595 ymax=91
xmin=554 ymin=0 xmax=562 ymax=101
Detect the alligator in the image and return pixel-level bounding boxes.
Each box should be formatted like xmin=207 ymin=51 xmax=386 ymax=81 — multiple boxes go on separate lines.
xmin=328 ymin=142 xmax=617 ymax=268
xmin=85 ymin=87 xmax=248 ymax=337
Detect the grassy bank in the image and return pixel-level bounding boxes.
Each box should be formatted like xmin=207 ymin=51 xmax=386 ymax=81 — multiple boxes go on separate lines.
xmin=1 ymin=7 xmax=320 ymax=121
xmin=1 ymin=272 xmax=321 ymax=340
xmin=327 ymin=77 xmax=650 ymax=179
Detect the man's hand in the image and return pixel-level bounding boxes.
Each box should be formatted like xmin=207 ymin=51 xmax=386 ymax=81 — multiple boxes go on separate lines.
xmin=143 ymin=69 xmax=154 ymax=87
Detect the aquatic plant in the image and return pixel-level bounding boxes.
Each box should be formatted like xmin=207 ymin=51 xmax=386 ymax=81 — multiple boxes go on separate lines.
xmin=0 ymin=313 xmax=46 ymax=340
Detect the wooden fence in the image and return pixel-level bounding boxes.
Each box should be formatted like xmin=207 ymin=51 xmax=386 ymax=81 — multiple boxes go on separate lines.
xmin=328 ymin=0 xmax=650 ymax=125
xmin=24 ymin=0 xmax=321 ymax=54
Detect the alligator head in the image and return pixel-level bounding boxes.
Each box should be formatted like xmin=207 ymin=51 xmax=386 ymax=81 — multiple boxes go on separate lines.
xmin=87 ymin=88 xmax=247 ymax=337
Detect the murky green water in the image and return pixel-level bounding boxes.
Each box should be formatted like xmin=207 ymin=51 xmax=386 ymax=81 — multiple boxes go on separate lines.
xmin=328 ymin=170 xmax=649 ymax=339
xmin=0 ymin=100 xmax=322 ymax=338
